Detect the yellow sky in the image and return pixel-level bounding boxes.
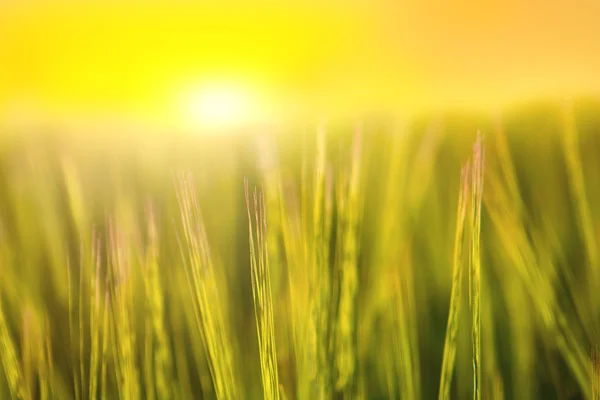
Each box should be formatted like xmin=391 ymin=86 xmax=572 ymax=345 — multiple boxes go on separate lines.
xmin=1 ymin=1 xmax=600 ymax=126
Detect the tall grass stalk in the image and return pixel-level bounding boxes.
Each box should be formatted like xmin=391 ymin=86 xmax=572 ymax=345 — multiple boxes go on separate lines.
xmin=36 ymin=314 xmax=49 ymax=400
xmin=469 ymin=133 xmax=485 ymax=400
xmin=334 ymin=129 xmax=363 ymax=398
xmin=0 ymin=254 xmax=26 ymax=400
xmin=78 ymin=243 xmax=86 ymax=400
xmin=175 ymin=170 xmax=240 ymax=399
xmin=143 ymin=319 xmax=155 ymax=400
xmin=592 ymin=346 xmax=600 ymax=399
xmin=245 ymin=181 xmax=281 ymax=400
xmin=438 ymin=160 xmax=471 ymax=400
xmin=100 ymin=288 xmax=110 ymax=399
xmin=142 ymin=204 xmax=173 ymax=400
xmin=89 ymin=232 xmax=102 ymax=400
xmin=0 ymin=315 xmax=24 ymax=400
xmin=108 ymin=221 xmax=140 ymax=400
xmin=44 ymin=314 xmax=55 ymax=399
xmin=67 ymin=256 xmax=81 ymax=400
xmin=279 ymin=172 xmax=312 ymax=399
xmin=311 ymin=127 xmax=333 ymax=400
xmin=21 ymin=309 xmax=34 ymax=400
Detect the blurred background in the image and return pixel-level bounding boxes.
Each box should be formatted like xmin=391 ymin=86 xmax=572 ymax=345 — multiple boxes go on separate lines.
xmin=2 ymin=1 xmax=600 ymax=127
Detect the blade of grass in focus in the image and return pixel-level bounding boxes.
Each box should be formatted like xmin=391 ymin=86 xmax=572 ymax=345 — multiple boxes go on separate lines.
xmin=245 ymin=181 xmax=281 ymax=400
xmin=175 ymin=170 xmax=240 ymax=400
xmin=469 ymin=133 xmax=485 ymax=400
xmin=438 ymin=158 xmax=470 ymax=400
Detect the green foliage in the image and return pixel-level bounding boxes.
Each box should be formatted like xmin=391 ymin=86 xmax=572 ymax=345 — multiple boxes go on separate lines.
xmin=245 ymin=181 xmax=280 ymax=400
xmin=175 ymin=171 xmax=240 ymax=400
xmin=0 ymin=102 xmax=599 ymax=399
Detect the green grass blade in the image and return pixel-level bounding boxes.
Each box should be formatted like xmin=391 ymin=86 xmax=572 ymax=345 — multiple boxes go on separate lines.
xmin=175 ymin=170 xmax=240 ymax=400
xmin=334 ymin=129 xmax=363 ymax=398
xmin=245 ymin=181 xmax=281 ymax=400
xmin=470 ymin=133 xmax=485 ymax=400
xmin=438 ymin=160 xmax=470 ymax=400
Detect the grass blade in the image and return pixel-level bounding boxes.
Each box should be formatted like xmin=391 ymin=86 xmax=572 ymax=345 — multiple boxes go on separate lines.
xmin=470 ymin=133 xmax=485 ymax=400
xmin=438 ymin=160 xmax=471 ymax=400
xmin=334 ymin=129 xmax=363 ymax=398
xmin=175 ymin=170 xmax=240 ymax=400
xmin=245 ymin=181 xmax=281 ymax=400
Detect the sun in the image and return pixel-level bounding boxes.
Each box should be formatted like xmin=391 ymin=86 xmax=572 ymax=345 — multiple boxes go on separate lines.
xmin=178 ymin=81 xmax=270 ymax=133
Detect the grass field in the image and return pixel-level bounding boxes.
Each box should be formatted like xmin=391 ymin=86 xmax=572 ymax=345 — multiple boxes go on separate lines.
xmin=1 ymin=99 xmax=600 ymax=399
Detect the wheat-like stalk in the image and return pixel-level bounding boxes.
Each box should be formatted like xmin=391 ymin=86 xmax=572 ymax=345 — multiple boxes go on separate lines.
xmin=438 ymin=160 xmax=470 ymax=400
xmin=334 ymin=129 xmax=363 ymax=397
xmin=142 ymin=204 xmax=173 ymax=400
xmin=592 ymin=346 xmax=600 ymax=400
xmin=470 ymin=133 xmax=485 ymax=400
xmin=175 ymin=170 xmax=240 ymax=400
xmin=311 ymin=127 xmax=333 ymax=400
xmin=108 ymin=221 xmax=140 ymax=400
xmin=245 ymin=181 xmax=281 ymax=400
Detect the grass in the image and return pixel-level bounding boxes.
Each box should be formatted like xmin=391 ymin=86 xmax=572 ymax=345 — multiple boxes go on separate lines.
xmin=0 ymin=289 xmax=26 ymax=399
xmin=438 ymin=156 xmax=470 ymax=400
xmin=0 ymin=101 xmax=600 ymax=399
xmin=175 ymin=171 xmax=240 ymax=399
xmin=245 ymin=180 xmax=280 ymax=400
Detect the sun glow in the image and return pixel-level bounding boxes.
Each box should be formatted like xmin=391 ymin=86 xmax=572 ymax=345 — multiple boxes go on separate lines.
xmin=178 ymin=81 xmax=274 ymax=133
xmin=2 ymin=2 xmax=600 ymax=130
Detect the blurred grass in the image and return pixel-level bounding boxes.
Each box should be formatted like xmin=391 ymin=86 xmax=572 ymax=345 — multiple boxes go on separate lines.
xmin=0 ymin=99 xmax=600 ymax=399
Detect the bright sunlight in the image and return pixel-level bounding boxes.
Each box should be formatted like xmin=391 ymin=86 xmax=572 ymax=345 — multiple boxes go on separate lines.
xmin=178 ymin=81 xmax=274 ymax=133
